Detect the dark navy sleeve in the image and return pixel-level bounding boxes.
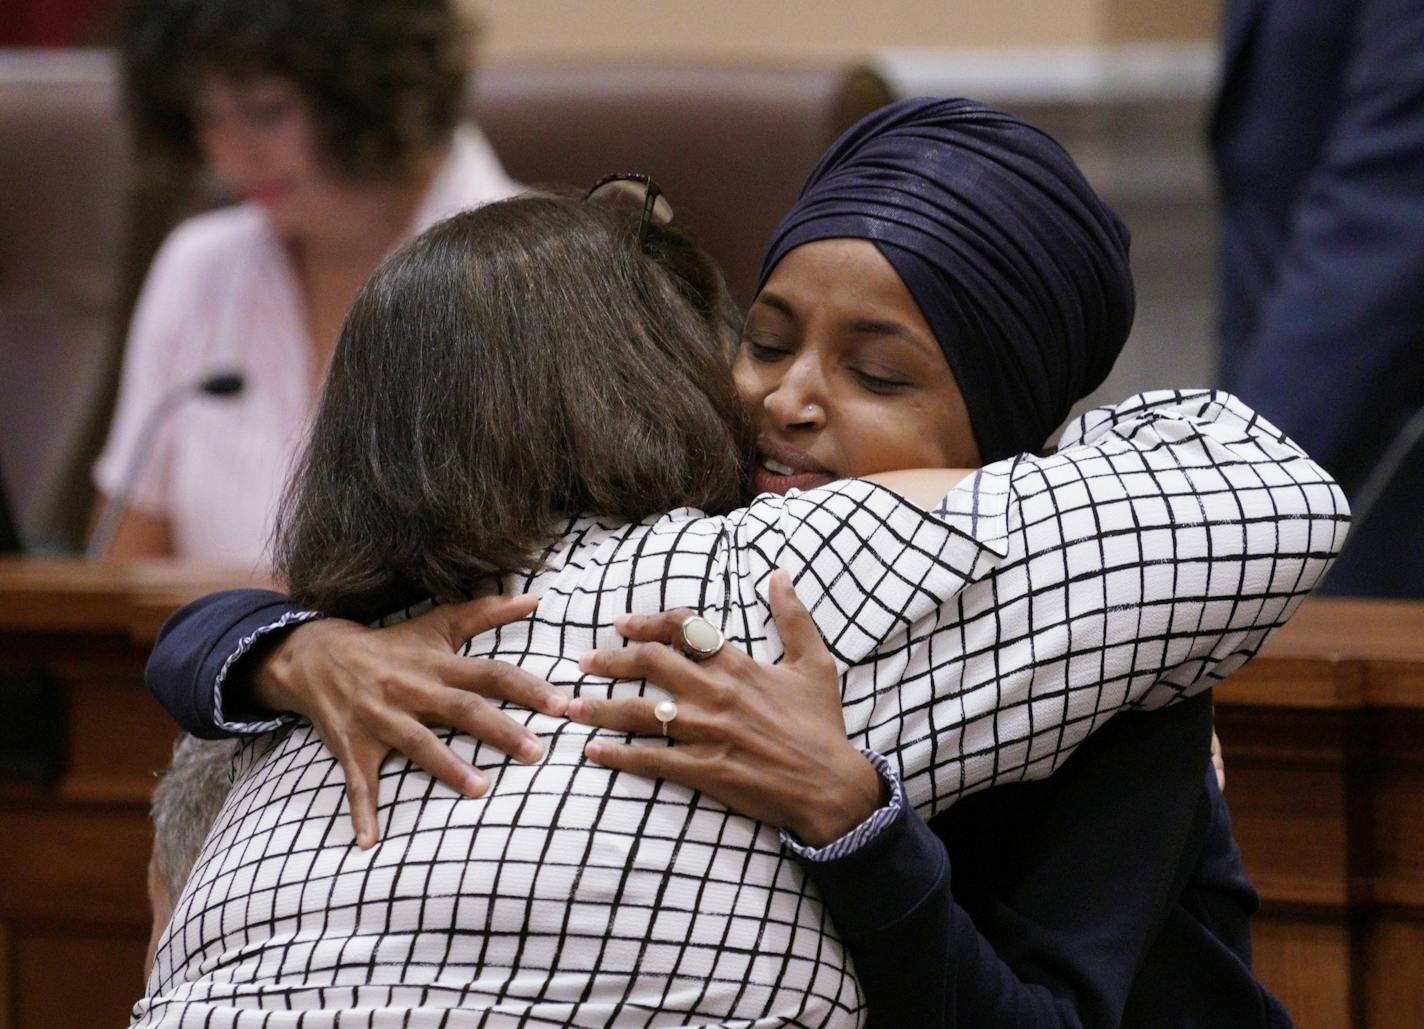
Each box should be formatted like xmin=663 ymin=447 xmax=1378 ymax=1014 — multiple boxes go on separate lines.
xmin=802 ymin=693 xmax=1217 ymax=1028
xmin=146 ymin=589 xmax=313 ymax=738
xmin=800 ymin=796 xmax=1085 ymax=1028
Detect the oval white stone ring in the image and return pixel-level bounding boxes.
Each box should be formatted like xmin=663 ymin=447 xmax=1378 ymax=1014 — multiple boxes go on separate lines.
xmin=653 ymin=699 xmax=679 ymax=735
xmin=678 ymin=614 xmax=725 ymax=662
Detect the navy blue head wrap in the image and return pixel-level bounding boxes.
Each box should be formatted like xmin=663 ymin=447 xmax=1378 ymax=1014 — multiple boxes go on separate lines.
xmin=758 ymin=97 xmax=1134 ymax=463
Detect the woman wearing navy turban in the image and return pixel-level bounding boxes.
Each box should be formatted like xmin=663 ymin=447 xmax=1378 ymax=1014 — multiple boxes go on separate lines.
xmin=572 ymin=98 xmax=1293 ymax=1026
xmin=752 ymin=96 xmax=1136 ymax=468
xmin=147 ymin=100 xmax=1301 ymax=1025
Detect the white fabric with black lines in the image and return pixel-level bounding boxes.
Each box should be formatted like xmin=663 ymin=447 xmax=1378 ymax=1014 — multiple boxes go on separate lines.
xmin=134 ymin=390 xmax=1348 ymax=1027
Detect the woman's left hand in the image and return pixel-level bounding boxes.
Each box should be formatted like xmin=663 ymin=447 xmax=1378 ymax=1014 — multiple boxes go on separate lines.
xmin=571 ymin=569 xmax=885 ymax=847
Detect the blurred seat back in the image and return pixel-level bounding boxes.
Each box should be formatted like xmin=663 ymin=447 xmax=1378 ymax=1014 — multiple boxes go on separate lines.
xmin=0 ymin=49 xmax=132 ymax=551
xmin=470 ymin=60 xmax=891 ymax=306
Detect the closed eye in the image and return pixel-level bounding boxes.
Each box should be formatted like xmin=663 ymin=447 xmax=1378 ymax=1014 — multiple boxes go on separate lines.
xmin=852 ymin=368 xmax=911 ymax=394
xmin=742 ymin=335 xmax=792 ymax=362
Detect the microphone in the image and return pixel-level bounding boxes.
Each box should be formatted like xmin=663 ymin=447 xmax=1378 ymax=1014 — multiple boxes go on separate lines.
xmin=85 ymin=371 xmax=246 ymax=561
xmin=200 ymin=372 xmax=244 ymax=397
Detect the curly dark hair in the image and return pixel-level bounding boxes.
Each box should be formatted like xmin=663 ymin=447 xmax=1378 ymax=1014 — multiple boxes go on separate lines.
xmin=118 ymin=0 xmax=473 ymax=177
xmin=274 ymin=193 xmax=751 ymax=623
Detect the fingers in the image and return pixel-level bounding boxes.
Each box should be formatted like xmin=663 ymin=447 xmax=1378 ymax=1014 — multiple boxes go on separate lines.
xmin=389 ymin=717 xmax=492 ymax=799
xmin=429 ymin=594 xmax=540 ymax=650
xmin=611 ymin=608 xmax=698 ymax=645
xmin=440 ymin=655 xmax=569 ymax=716
xmin=565 ymin=695 xmax=667 ymax=736
xmin=424 ymin=688 xmax=546 ymax=763
xmin=583 ymin=737 xmax=700 ymax=783
xmin=578 ymin=640 xmax=704 ymax=689
xmin=335 ymin=744 xmax=385 ymax=850
xmin=767 ymin=568 xmax=829 ymax=667
xmin=334 ymin=721 xmax=492 ymax=850
xmin=611 ymin=580 xmax=829 ymax=672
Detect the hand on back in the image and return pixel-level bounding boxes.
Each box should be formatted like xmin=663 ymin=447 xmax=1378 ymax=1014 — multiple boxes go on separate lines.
xmin=251 ymin=572 xmax=879 ymax=849
xmin=252 ymin=594 xmax=567 ymax=847
xmin=571 ymin=569 xmax=884 ymax=847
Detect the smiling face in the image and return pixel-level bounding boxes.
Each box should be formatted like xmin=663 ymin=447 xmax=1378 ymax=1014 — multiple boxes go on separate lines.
xmin=734 ymin=238 xmax=981 ymax=495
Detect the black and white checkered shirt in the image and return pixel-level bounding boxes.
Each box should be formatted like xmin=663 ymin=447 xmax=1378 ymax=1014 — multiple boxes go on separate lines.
xmin=136 ymin=391 xmax=1347 ymax=1027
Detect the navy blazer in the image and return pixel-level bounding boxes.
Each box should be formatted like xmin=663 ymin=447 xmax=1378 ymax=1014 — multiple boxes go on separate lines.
xmin=1211 ymin=0 xmax=1424 ymax=596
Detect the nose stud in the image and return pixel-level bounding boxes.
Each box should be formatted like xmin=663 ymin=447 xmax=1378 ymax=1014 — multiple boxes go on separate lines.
xmin=762 ymin=392 xmax=824 ymax=423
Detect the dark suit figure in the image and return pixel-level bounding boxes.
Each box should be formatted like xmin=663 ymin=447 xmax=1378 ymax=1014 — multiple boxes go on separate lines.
xmin=1212 ymin=0 xmax=1424 ymax=597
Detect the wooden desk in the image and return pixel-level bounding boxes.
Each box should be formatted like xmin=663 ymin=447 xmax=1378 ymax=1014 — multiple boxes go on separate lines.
xmin=0 ymin=559 xmax=260 ymax=1029
xmin=1213 ymin=599 xmax=1424 ymax=1029
xmin=0 ymin=561 xmax=1420 ymax=1027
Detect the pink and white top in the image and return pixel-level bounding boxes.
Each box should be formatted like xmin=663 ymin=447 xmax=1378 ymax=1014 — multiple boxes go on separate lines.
xmin=93 ymin=126 xmax=520 ymax=568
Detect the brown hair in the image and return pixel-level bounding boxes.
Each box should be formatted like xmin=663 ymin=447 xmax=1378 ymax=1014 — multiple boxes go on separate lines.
xmin=274 ymin=193 xmax=750 ymax=622
xmin=119 ymin=0 xmax=472 ymax=178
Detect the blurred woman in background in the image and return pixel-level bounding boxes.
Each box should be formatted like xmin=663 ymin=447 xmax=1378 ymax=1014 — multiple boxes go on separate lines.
xmin=93 ymin=0 xmax=517 ymax=563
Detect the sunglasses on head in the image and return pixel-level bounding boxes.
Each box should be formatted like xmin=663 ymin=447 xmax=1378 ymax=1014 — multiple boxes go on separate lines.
xmin=584 ymin=172 xmax=674 ymax=247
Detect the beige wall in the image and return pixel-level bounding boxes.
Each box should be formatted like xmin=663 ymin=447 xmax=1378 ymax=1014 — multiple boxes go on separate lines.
xmin=1105 ymin=0 xmax=1220 ymax=43
xmin=475 ymin=0 xmax=1218 ymax=61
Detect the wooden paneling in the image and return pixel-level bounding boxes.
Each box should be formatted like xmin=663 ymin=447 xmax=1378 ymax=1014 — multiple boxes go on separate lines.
xmin=0 ymin=920 xmax=11 ymax=1029
xmin=10 ymin=928 xmax=147 ymax=1029
xmin=1364 ymin=922 xmax=1424 ymax=1027
xmin=0 ymin=559 xmax=247 ymax=1028
xmin=1212 ymin=599 xmax=1424 ymax=1028
xmin=1250 ymin=915 xmax=1357 ymax=1029
xmin=0 ymin=805 xmax=152 ymax=928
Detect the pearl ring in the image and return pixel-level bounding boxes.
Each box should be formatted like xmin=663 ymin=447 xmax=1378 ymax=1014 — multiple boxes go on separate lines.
xmin=654 ymin=699 xmax=678 ymax=736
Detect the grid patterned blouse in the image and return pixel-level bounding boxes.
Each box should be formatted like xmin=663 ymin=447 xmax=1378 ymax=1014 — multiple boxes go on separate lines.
xmin=135 ymin=391 xmax=1347 ymax=1028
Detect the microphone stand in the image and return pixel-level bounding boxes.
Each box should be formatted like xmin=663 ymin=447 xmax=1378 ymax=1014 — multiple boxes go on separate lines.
xmin=85 ymin=372 xmax=244 ymax=561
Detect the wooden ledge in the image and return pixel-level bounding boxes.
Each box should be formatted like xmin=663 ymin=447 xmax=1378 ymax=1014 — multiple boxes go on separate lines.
xmin=0 ymin=557 xmax=270 ymax=643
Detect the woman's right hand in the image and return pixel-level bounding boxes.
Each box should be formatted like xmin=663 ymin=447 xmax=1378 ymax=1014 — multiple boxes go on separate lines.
xmin=246 ymin=594 xmax=568 ymax=848
xmin=571 ymin=570 xmax=884 ymax=847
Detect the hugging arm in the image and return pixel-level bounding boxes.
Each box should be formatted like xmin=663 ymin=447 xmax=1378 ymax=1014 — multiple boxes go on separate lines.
xmin=148 ymin=389 xmax=1343 ymax=836
xmin=576 ymin=584 xmax=1220 ymax=1028
xmin=588 ymin=390 xmax=1339 ymax=822
xmin=146 ymin=590 xmax=568 ymax=846
xmin=574 ymin=389 xmax=1339 ymax=1024
xmin=822 ymin=698 xmax=1217 ymax=1028
xmin=572 ymin=387 xmax=1325 ymax=819
xmin=147 ymin=588 xmax=315 ymax=739
xmin=836 ymin=390 xmax=1344 ymax=808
